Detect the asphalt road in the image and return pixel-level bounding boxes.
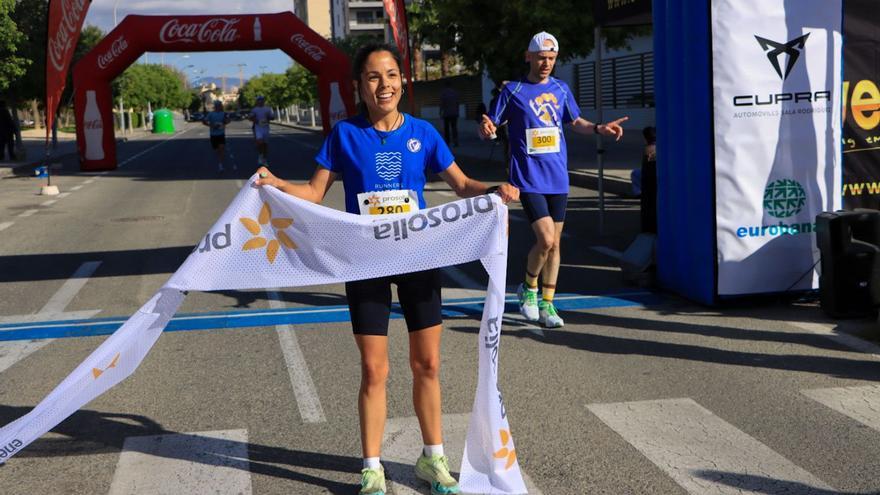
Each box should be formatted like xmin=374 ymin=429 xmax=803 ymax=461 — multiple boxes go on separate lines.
xmin=1 ymin=121 xmax=879 ymax=495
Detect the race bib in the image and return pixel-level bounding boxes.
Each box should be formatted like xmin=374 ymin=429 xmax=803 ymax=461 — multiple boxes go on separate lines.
xmin=357 ymin=189 xmax=420 ymax=216
xmin=526 ymin=127 xmax=561 ymax=155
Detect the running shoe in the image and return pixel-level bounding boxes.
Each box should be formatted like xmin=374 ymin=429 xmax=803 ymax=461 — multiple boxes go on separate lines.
xmin=516 ymin=283 xmax=539 ymax=321
xmin=414 ymin=454 xmax=460 ymax=495
xmin=538 ymin=300 xmax=564 ymax=328
xmin=217 ymin=163 xmax=224 ymax=172
xmin=359 ymin=467 xmax=386 ymax=495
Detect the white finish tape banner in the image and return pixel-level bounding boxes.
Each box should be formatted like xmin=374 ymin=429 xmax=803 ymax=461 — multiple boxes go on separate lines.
xmin=0 ymin=178 xmax=527 ymax=494
xmin=711 ymin=0 xmax=842 ymax=295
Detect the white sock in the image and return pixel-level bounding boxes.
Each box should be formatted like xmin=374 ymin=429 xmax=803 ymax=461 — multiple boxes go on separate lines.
xmin=424 ymin=444 xmax=444 ymax=457
xmin=363 ymin=457 xmax=381 ymax=470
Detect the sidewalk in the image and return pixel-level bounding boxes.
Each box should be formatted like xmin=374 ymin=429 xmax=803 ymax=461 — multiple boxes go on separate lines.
xmin=0 ymin=127 xmax=154 ymax=177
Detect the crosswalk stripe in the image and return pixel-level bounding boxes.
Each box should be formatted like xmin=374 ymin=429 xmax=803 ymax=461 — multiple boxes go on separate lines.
xmin=267 ymin=290 xmax=326 ymax=423
xmin=587 ymin=398 xmax=834 ymax=494
xmin=381 ymin=413 xmax=543 ymax=495
xmin=802 ymin=385 xmax=880 ymax=432
xmin=108 ymin=429 xmax=252 ymax=495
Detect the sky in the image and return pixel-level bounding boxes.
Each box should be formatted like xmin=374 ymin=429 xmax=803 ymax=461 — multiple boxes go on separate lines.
xmin=84 ymin=0 xmax=300 ymax=85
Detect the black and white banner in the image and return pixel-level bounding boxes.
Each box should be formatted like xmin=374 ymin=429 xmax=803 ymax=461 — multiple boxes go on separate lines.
xmin=711 ymin=0 xmax=842 ymax=296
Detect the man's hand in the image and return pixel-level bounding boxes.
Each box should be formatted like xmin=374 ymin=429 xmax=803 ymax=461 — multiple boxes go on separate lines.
xmin=479 ymin=114 xmax=497 ymax=140
xmin=494 ymin=183 xmax=519 ymax=204
xmin=597 ymin=116 xmax=629 ymax=141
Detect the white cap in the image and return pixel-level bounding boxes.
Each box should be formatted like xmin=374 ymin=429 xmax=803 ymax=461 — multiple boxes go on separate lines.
xmin=528 ymin=32 xmax=559 ymax=53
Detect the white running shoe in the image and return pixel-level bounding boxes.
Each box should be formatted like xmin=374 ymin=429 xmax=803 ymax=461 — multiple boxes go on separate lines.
xmin=517 ymin=283 xmax=540 ymax=321
xmin=538 ymin=300 xmax=564 ymax=328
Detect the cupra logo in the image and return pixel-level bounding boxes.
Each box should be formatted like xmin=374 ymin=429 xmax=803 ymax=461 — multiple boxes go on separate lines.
xmin=754 ymin=33 xmax=810 ymax=81
xmin=92 ymin=353 xmax=120 ymax=379
xmin=493 ymin=429 xmax=517 ymax=470
xmin=240 ymin=202 xmax=297 ymax=263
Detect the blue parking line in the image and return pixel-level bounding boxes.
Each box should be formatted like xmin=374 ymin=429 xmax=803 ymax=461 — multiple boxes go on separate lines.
xmin=0 ymin=292 xmax=658 ymax=342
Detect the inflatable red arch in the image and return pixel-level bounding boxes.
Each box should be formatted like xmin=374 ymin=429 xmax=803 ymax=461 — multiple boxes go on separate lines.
xmin=73 ymin=12 xmax=355 ymax=171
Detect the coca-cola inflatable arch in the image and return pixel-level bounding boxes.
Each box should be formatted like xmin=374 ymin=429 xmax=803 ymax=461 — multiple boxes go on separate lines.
xmin=73 ymin=12 xmax=355 ymax=170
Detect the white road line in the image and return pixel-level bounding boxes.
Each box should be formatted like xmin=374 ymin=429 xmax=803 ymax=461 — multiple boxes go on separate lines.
xmin=84 ymin=179 xmax=95 ymax=184
xmin=267 ymin=290 xmax=326 ymax=423
xmin=382 ymin=413 xmax=543 ymax=495
xmin=18 ymin=209 xmax=38 ymax=218
xmin=802 ymin=385 xmax=880 ymax=432
xmin=117 ymin=127 xmax=194 ymax=168
xmin=436 ymin=190 xmax=454 ymax=197
xmin=0 ymin=222 xmax=12 ymax=232
xmin=587 ymin=398 xmax=834 ymax=494
xmin=787 ymin=321 xmax=880 ymax=358
xmin=108 ymin=429 xmax=252 ymax=495
xmin=589 ymin=245 xmax=623 ymax=260
xmin=0 ymin=262 xmax=102 ymax=374
xmin=0 ymin=309 xmax=102 ymax=324
xmin=70 ymin=185 xmax=83 ymax=191
xmin=39 ymin=261 xmax=102 ymax=314
xmin=41 ymin=200 xmax=57 ymax=206
xmin=57 ymin=192 xmax=70 ymax=199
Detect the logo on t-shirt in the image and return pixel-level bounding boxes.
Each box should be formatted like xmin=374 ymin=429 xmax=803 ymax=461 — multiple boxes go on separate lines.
xmin=375 ymin=152 xmax=402 ymax=181
xmin=529 ymin=92 xmax=560 ymax=125
xmin=407 ymin=138 xmax=421 ymax=153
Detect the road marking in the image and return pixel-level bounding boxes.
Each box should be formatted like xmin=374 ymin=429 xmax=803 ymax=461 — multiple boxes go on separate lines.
xmin=41 ymin=200 xmax=57 ymax=206
xmin=117 ymin=127 xmax=194 ymax=168
xmin=589 ymin=246 xmax=623 ymax=260
xmin=788 ymin=321 xmax=880 ymax=358
xmin=57 ymin=192 xmax=70 ymax=199
xmin=436 ymin=190 xmax=454 ymax=197
xmin=18 ymin=209 xmax=38 ymax=218
xmin=108 ymin=429 xmax=252 ymax=495
xmin=0 ymin=292 xmax=657 ymax=341
xmin=267 ymin=290 xmax=326 ymax=423
xmin=0 ymin=262 xmax=102 ymax=373
xmin=382 ymin=413 xmax=543 ymax=495
xmin=802 ymin=385 xmax=880 ymax=432
xmin=84 ymin=179 xmax=95 ymax=184
xmin=0 ymin=222 xmax=13 ymax=232
xmin=40 ymin=261 xmax=102 ymax=314
xmin=587 ymin=398 xmax=834 ymax=494
xmin=70 ymin=185 xmax=83 ymax=191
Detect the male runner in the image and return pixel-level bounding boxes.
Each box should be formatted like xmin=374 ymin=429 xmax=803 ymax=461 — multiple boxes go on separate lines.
xmin=480 ymin=31 xmax=627 ymax=328
xmin=249 ymin=95 xmax=275 ymax=166
xmin=202 ymin=100 xmax=234 ymax=172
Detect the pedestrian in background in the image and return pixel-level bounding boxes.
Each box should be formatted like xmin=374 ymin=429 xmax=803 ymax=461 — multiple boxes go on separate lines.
xmin=0 ymin=101 xmax=16 ymax=161
xmin=440 ymin=80 xmax=459 ymax=147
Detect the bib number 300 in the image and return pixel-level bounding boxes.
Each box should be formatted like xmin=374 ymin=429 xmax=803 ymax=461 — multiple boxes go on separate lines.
xmin=527 ymin=127 xmax=561 ymax=155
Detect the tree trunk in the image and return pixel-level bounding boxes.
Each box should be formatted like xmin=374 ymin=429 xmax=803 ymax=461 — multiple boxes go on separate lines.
xmin=413 ymin=42 xmax=424 ymax=82
xmin=440 ymin=50 xmax=451 ymax=77
xmin=31 ymin=100 xmax=41 ymax=129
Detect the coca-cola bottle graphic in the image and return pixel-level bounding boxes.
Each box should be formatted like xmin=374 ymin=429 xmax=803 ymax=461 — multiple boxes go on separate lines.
xmin=84 ymin=90 xmax=105 ymax=161
xmin=328 ymin=82 xmax=346 ymax=127
xmin=254 ymin=18 xmax=262 ymax=42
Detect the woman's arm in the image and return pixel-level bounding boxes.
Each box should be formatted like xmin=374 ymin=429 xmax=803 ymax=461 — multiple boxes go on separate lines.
xmin=438 ymin=162 xmax=519 ymax=203
xmin=254 ymin=166 xmax=337 ymax=204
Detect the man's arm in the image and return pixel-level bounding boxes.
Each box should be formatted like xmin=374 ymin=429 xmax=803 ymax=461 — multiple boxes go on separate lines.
xmin=569 ymin=116 xmax=629 ymax=141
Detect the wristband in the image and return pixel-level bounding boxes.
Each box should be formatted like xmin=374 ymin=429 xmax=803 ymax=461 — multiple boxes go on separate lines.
xmin=594 ymin=123 xmax=602 ymax=134
xmin=485 ymin=185 xmax=500 ymax=195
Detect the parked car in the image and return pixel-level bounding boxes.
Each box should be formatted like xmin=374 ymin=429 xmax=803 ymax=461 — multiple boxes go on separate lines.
xmin=189 ymin=112 xmax=204 ymax=122
xmin=18 ymin=119 xmax=35 ymax=128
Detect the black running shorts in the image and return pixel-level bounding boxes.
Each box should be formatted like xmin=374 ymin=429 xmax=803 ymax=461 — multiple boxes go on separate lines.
xmin=345 ymin=268 xmax=442 ymax=336
xmin=210 ymin=135 xmax=226 ymax=149
xmin=520 ymin=192 xmax=568 ymax=223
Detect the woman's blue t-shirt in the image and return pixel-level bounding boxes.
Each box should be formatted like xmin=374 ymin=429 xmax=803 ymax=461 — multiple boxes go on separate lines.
xmin=315 ymin=113 xmax=454 ymax=214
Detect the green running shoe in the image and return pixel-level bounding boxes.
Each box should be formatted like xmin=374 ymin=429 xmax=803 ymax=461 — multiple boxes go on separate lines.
xmin=414 ymin=454 xmax=461 ymax=495
xmin=517 ymin=283 xmax=540 ymax=321
xmin=538 ymin=300 xmax=564 ymax=328
xmin=359 ymin=466 xmax=386 ymax=495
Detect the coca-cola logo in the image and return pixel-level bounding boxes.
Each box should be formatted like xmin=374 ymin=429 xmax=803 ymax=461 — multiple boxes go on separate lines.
xmin=290 ymin=33 xmax=326 ymax=61
xmin=98 ymin=36 xmax=128 ymax=69
xmin=84 ymin=119 xmax=103 ymax=130
xmin=47 ymin=0 xmax=88 ymax=72
xmin=159 ymin=18 xmax=240 ymax=44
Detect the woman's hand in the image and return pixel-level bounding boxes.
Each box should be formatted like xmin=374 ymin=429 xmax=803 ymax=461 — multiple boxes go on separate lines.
xmin=495 ymin=183 xmax=519 ymax=204
xmin=253 ymin=166 xmax=286 ymax=188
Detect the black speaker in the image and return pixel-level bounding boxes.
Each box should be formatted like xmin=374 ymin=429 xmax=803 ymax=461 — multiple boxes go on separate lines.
xmin=816 ymin=210 xmax=880 ymax=318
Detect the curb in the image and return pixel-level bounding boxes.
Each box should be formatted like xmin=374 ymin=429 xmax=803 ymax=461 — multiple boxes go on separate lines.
xmin=272 ymin=121 xmax=322 ymax=134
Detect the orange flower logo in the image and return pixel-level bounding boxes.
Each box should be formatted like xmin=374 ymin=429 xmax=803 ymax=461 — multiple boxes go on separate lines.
xmin=92 ymin=353 xmax=120 ymax=379
xmin=240 ymin=202 xmax=297 ymax=263
xmin=493 ymin=429 xmax=517 ymax=470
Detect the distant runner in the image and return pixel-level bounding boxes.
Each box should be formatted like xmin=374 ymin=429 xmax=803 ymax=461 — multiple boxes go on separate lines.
xmin=202 ymin=100 xmax=234 ymax=172
xmin=249 ymin=95 xmax=275 ymax=166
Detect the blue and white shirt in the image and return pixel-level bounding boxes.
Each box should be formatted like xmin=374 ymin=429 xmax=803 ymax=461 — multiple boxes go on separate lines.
xmin=316 ymin=114 xmax=454 ymax=215
xmin=488 ymin=77 xmax=580 ymax=194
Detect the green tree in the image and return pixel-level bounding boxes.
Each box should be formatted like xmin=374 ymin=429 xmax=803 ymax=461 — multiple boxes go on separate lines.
xmin=433 ymin=0 xmax=640 ymax=84
xmin=284 ymin=65 xmax=317 ymax=107
xmin=238 ymin=72 xmax=289 ymax=108
xmin=112 ymin=64 xmax=190 ymax=111
xmin=0 ymin=0 xmax=29 ymax=92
